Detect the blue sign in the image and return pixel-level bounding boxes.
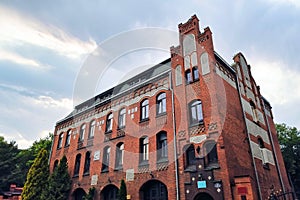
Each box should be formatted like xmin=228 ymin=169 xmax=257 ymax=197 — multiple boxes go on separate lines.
xmin=197 ymin=181 xmax=207 ymax=189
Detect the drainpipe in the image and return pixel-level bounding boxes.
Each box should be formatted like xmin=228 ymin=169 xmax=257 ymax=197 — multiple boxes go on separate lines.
xmin=235 ymin=74 xmax=262 ymax=200
xmin=261 ymin=99 xmax=285 ymax=193
xmin=169 ymin=71 xmax=180 ymax=200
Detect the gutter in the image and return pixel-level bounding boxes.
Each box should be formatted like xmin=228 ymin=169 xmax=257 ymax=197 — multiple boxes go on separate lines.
xmin=169 ymin=71 xmax=180 ymax=200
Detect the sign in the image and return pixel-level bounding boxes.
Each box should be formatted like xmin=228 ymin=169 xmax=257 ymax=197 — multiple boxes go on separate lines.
xmin=91 ymin=175 xmax=98 ymax=185
xmin=197 ymin=181 xmax=207 ymax=189
xmin=94 ymin=150 xmax=100 ymax=161
xmin=126 ymin=169 xmax=134 ymax=181
xmin=190 ymin=135 xmax=207 ymax=144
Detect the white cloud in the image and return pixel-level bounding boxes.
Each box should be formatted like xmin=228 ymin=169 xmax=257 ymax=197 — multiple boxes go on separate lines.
xmin=264 ymin=0 xmax=300 ymax=8
xmin=33 ymin=95 xmax=73 ymax=110
xmin=0 ymin=5 xmax=97 ymax=59
xmin=0 ymin=49 xmax=51 ymax=70
xmin=251 ymin=59 xmax=300 ymax=105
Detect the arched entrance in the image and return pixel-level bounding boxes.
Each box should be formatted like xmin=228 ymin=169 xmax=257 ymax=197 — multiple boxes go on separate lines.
xmin=140 ymin=180 xmax=168 ymax=200
xmin=194 ymin=192 xmax=214 ymax=200
xmin=100 ymin=184 xmax=119 ymax=200
xmin=73 ymin=188 xmax=86 ymax=200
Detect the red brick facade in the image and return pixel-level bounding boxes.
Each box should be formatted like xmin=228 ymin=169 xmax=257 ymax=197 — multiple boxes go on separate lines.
xmin=49 ymin=15 xmax=292 ymax=200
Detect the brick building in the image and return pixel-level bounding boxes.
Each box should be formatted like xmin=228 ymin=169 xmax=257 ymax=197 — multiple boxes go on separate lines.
xmin=49 ymin=15 xmax=292 ymax=200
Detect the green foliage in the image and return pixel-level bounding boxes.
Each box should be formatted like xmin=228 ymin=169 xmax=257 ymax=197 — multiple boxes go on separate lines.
xmin=118 ymin=179 xmax=127 ymax=200
xmin=21 ymin=148 xmax=49 ymax=200
xmin=0 ymin=136 xmax=20 ymax=193
xmin=83 ymin=187 xmax=95 ymax=200
xmin=44 ymin=155 xmax=72 ymax=200
xmin=276 ymin=123 xmax=300 ymax=196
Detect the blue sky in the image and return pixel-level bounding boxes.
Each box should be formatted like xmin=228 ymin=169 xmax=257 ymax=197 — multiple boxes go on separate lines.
xmin=0 ymin=0 xmax=299 ymax=148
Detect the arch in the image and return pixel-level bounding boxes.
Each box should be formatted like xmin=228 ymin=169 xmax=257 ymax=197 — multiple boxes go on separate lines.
xmin=156 ymin=131 xmax=168 ymax=161
xmin=156 ymin=92 xmax=166 ymax=115
xmin=140 ymin=99 xmax=149 ymax=120
xmin=203 ymin=140 xmax=218 ymax=167
xmin=184 ymin=144 xmax=196 ymax=167
xmin=57 ymin=132 xmax=64 ymax=149
xmin=88 ymin=120 xmax=96 ymax=139
xmin=73 ymin=188 xmax=86 ymax=200
xmin=188 ymin=100 xmax=203 ymax=125
xmin=53 ymin=159 xmax=59 ymax=171
xmin=65 ymin=129 xmax=72 ymax=147
xmin=140 ymin=180 xmax=168 ymax=200
xmin=194 ymin=192 xmax=214 ymax=200
xmin=100 ymin=184 xmax=119 ymax=200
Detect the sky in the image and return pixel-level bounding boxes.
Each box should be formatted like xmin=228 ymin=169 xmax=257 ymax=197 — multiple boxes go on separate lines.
xmin=0 ymin=0 xmax=299 ymax=149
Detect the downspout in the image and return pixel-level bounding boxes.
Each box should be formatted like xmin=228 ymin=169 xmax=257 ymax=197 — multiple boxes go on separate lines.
xmin=169 ymin=71 xmax=180 ymax=200
xmin=235 ymin=74 xmax=262 ymax=200
xmin=261 ymin=99 xmax=285 ymax=192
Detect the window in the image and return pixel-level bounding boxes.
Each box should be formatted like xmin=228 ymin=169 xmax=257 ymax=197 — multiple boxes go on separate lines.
xmin=74 ymin=154 xmax=81 ymax=176
xmin=189 ymin=100 xmax=203 ymax=125
xmin=186 ymin=144 xmax=196 ymax=166
xmin=157 ymin=132 xmax=168 ymax=161
xmin=140 ymin=137 xmax=149 ymax=163
xmin=141 ymin=99 xmax=149 ymax=121
xmin=118 ymin=108 xmax=126 ymax=128
xmin=141 ymin=180 xmax=168 ymax=200
xmin=115 ymin=143 xmax=124 ymax=169
xmin=250 ymin=101 xmax=258 ymax=122
xmin=102 ymin=146 xmax=110 ymax=172
xmin=205 ymin=141 xmax=218 ymax=165
xmin=79 ymin=124 xmax=86 ymax=142
xmin=57 ymin=133 xmax=64 ymax=149
xmin=65 ymin=130 xmax=71 ymax=147
xmin=106 ymin=113 xmax=113 ymax=132
xmin=88 ymin=120 xmax=96 ymax=139
xmin=175 ymin=65 xmax=183 ymax=86
xmin=53 ymin=160 xmax=59 ymax=171
xmin=185 ymin=69 xmax=192 ymax=84
xmin=192 ymin=66 xmax=199 ymax=81
xmin=156 ymin=93 xmax=166 ymax=115
xmin=83 ymin=151 xmax=91 ymax=175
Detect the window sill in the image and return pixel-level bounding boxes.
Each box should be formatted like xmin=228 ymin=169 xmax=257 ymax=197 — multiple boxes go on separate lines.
xmin=57 ymin=147 xmax=62 ymax=150
xmin=64 ymin=144 xmax=70 ymax=148
xmin=204 ymin=162 xmax=220 ymax=171
xmin=117 ymin=126 xmax=125 ymax=130
xmin=157 ymin=158 xmax=169 ymax=164
xmin=139 ymin=161 xmax=149 ymax=167
xmin=73 ymin=174 xmax=79 ymax=178
xmin=184 ymin=165 xmax=197 ymax=172
xmin=83 ymin=172 xmax=90 ymax=176
xmin=114 ymin=166 xmax=123 ymax=171
xmin=140 ymin=118 xmax=149 ymax=123
xmin=101 ymin=169 xmax=109 ymax=173
xmin=105 ymin=130 xmax=112 ymax=134
xmin=156 ymin=112 xmax=167 ymax=118
xmin=189 ymin=121 xmax=204 ymax=128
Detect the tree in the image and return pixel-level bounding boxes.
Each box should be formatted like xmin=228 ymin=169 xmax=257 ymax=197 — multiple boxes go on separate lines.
xmin=276 ymin=123 xmax=300 ymax=197
xmin=21 ymin=148 xmax=49 ymax=200
xmin=83 ymin=187 xmax=95 ymax=200
xmin=0 ymin=137 xmax=20 ymax=193
xmin=118 ymin=179 xmax=127 ymax=200
xmin=45 ymin=155 xmax=71 ymax=200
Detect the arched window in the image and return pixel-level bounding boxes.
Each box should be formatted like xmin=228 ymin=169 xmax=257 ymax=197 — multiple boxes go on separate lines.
xmin=185 ymin=69 xmax=192 ymax=84
xmin=140 ymin=180 xmax=168 ymax=200
xmin=250 ymin=101 xmax=258 ymax=122
xmin=175 ymin=65 xmax=183 ymax=86
xmin=185 ymin=144 xmax=196 ymax=167
xmin=156 ymin=93 xmax=166 ymax=115
xmin=83 ymin=151 xmax=91 ymax=175
xmin=57 ymin=132 xmax=64 ymax=149
xmin=115 ymin=143 xmax=124 ymax=169
xmin=79 ymin=124 xmax=86 ymax=142
xmin=157 ymin=132 xmax=168 ymax=161
xmin=74 ymin=154 xmax=81 ymax=176
xmin=205 ymin=141 xmax=218 ymax=166
xmin=118 ymin=108 xmax=126 ymax=129
xmin=140 ymin=99 xmax=149 ymax=121
xmin=65 ymin=130 xmax=71 ymax=147
xmin=258 ymin=138 xmax=265 ymax=148
xmin=140 ymin=137 xmax=149 ymax=163
xmin=53 ymin=159 xmax=59 ymax=171
xmin=192 ymin=66 xmax=199 ymax=81
xmin=88 ymin=120 xmax=96 ymax=139
xmin=102 ymin=146 xmax=111 ymax=172
xmin=106 ymin=113 xmax=113 ymax=132
xmin=189 ymin=100 xmax=203 ymax=125
xmin=101 ymin=185 xmax=119 ymax=200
